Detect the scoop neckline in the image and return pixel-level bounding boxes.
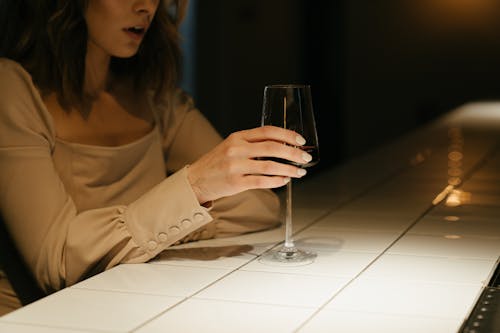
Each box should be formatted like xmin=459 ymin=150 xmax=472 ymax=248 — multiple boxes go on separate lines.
xmin=0 ymin=58 xmax=161 ymax=151
xmin=55 ymin=124 xmax=158 ymax=151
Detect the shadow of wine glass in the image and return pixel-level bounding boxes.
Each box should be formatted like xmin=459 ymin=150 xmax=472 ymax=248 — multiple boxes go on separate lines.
xmin=156 ymin=244 xmax=254 ymax=261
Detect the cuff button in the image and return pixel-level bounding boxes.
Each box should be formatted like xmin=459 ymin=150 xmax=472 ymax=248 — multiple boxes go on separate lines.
xmin=168 ymin=226 xmax=181 ymax=235
xmin=157 ymin=232 xmax=168 ymax=242
xmin=193 ymin=212 xmax=205 ymax=223
xmin=147 ymin=240 xmax=158 ymax=251
xmin=181 ymin=219 xmax=192 ymax=228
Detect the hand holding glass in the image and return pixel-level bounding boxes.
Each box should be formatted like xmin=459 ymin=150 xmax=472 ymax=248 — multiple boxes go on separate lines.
xmin=259 ymin=84 xmax=320 ymax=265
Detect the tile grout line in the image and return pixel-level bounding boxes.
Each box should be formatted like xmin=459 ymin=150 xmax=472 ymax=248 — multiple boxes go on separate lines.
xmin=233 ymin=157 xmax=428 ymax=332
xmin=127 ymin=205 xmax=339 ymax=332
xmin=70 ymin=286 xmax=189 ymax=298
xmin=0 ymin=319 xmax=111 ymax=333
xmin=293 ymin=139 xmax=500 ymax=332
xmin=251 ymin=162 xmax=412 ymax=273
xmin=272 ymin=137 xmax=460 ymax=255
xmin=127 ymin=176 xmax=385 ymax=333
xmin=292 ymin=204 xmax=439 ymax=332
xmin=298 ymin=140 xmax=499 ymax=330
xmin=135 ymin=145 xmax=429 ymax=331
xmin=291 ymin=162 xmax=416 ymax=235
xmin=129 ymin=251 xmax=267 ymax=332
xmin=132 ymin=140 xmax=498 ymax=333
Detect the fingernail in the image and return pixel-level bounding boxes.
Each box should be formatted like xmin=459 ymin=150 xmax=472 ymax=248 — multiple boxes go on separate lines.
xmin=302 ymin=152 xmax=312 ymax=163
xmin=283 ymin=177 xmax=291 ymax=184
xmin=295 ymin=135 xmax=306 ymax=146
xmin=297 ymin=168 xmax=307 ymax=177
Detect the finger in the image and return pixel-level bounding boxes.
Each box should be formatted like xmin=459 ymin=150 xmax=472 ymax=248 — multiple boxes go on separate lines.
xmin=242 ymin=174 xmax=291 ymax=190
xmin=239 ymin=126 xmax=306 ymax=146
xmin=246 ymin=159 xmax=307 ymax=178
xmin=248 ymin=141 xmax=312 ymax=166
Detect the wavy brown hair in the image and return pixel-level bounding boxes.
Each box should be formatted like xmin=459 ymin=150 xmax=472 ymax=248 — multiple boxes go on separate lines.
xmin=0 ymin=0 xmax=187 ymax=112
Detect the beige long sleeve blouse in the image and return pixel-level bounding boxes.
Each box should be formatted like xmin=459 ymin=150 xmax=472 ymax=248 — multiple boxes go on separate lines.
xmin=0 ymin=58 xmax=280 ymax=314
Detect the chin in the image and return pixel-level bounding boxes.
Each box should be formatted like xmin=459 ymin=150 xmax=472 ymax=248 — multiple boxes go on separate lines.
xmin=114 ymin=50 xmax=140 ymax=58
xmin=111 ymin=44 xmax=141 ymax=58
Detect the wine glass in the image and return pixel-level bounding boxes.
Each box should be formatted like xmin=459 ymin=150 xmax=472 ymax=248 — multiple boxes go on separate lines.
xmin=259 ymin=84 xmax=320 ymax=266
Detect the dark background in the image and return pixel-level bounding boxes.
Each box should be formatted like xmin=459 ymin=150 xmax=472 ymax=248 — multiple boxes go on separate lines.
xmin=182 ymin=0 xmax=500 ymax=171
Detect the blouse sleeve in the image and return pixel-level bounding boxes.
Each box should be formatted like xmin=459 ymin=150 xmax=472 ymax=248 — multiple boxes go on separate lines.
xmin=0 ymin=59 xmax=215 ymax=293
xmin=158 ymin=90 xmax=281 ymax=241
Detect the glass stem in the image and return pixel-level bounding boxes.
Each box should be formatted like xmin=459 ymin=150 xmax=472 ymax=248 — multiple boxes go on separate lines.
xmin=284 ymin=179 xmax=294 ymax=249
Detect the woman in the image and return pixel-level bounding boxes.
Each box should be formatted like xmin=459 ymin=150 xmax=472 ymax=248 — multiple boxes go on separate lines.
xmin=0 ymin=0 xmax=311 ymax=315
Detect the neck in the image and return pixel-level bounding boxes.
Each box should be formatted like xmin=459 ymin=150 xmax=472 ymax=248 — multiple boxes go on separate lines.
xmin=84 ymin=41 xmax=111 ymax=97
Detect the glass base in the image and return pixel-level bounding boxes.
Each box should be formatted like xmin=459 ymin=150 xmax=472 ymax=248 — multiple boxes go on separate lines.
xmin=258 ymin=246 xmax=317 ymax=266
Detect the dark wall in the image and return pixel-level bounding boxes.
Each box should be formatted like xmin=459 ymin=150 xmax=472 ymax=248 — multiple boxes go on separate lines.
xmin=193 ymin=0 xmax=500 ymax=170
xmin=341 ymin=0 xmax=500 ymax=157
xmin=194 ymin=0 xmax=305 ymax=134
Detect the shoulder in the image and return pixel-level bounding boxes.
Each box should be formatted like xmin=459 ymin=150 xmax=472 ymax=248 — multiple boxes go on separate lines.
xmin=0 ymin=58 xmax=42 ymax=102
xmin=0 ymin=58 xmax=55 ymax=147
xmin=153 ymin=88 xmax=195 ymax=116
xmin=0 ymin=58 xmax=33 ymax=84
xmin=151 ymin=88 xmax=195 ymax=130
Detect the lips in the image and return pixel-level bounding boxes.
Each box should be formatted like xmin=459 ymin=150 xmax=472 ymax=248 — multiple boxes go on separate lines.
xmin=123 ymin=25 xmax=147 ymax=40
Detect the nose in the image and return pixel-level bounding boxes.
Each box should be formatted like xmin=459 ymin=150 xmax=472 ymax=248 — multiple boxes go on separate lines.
xmin=133 ymin=0 xmax=159 ymax=17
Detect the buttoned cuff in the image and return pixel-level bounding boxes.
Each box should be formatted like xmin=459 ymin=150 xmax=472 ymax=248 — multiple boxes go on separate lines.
xmin=123 ymin=166 xmax=213 ymax=256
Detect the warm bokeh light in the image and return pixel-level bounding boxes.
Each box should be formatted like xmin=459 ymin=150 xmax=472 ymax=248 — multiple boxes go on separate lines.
xmin=432 ymin=185 xmax=454 ymax=205
xmin=444 ymin=216 xmax=460 ymax=222
xmin=447 ymin=127 xmax=464 ymax=188
xmin=446 ymin=189 xmax=472 ymax=207
xmin=444 ymin=234 xmax=462 ymax=240
xmin=430 ymin=127 xmax=472 ymax=207
xmin=445 ymin=195 xmax=461 ymax=207
xmin=437 ymin=0 xmax=495 ymax=14
xmin=410 ymin=152 xmax=426 ymax=166
xmin=410 ymin=149 xmax=432 ymax=166
xmin=448 ymin=151 xmax=464 ymax=161
xmin=448 ymin=168 xmax=463 ymax=177
xmin=447 ymin=177 xmax=462 ymax=186
xmin=414 ymin=0 xmax=499 ymax=28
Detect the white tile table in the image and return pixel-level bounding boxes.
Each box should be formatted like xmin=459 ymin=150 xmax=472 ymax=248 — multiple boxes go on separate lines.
xmin=1 ymin=102 xmax=499 ymax=332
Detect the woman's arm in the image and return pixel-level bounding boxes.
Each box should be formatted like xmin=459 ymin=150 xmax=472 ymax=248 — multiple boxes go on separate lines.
xmin=159 ymin=91 xmax=293 ymax=240
xmin=0 ymin=59 xmax=215 ymax=293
